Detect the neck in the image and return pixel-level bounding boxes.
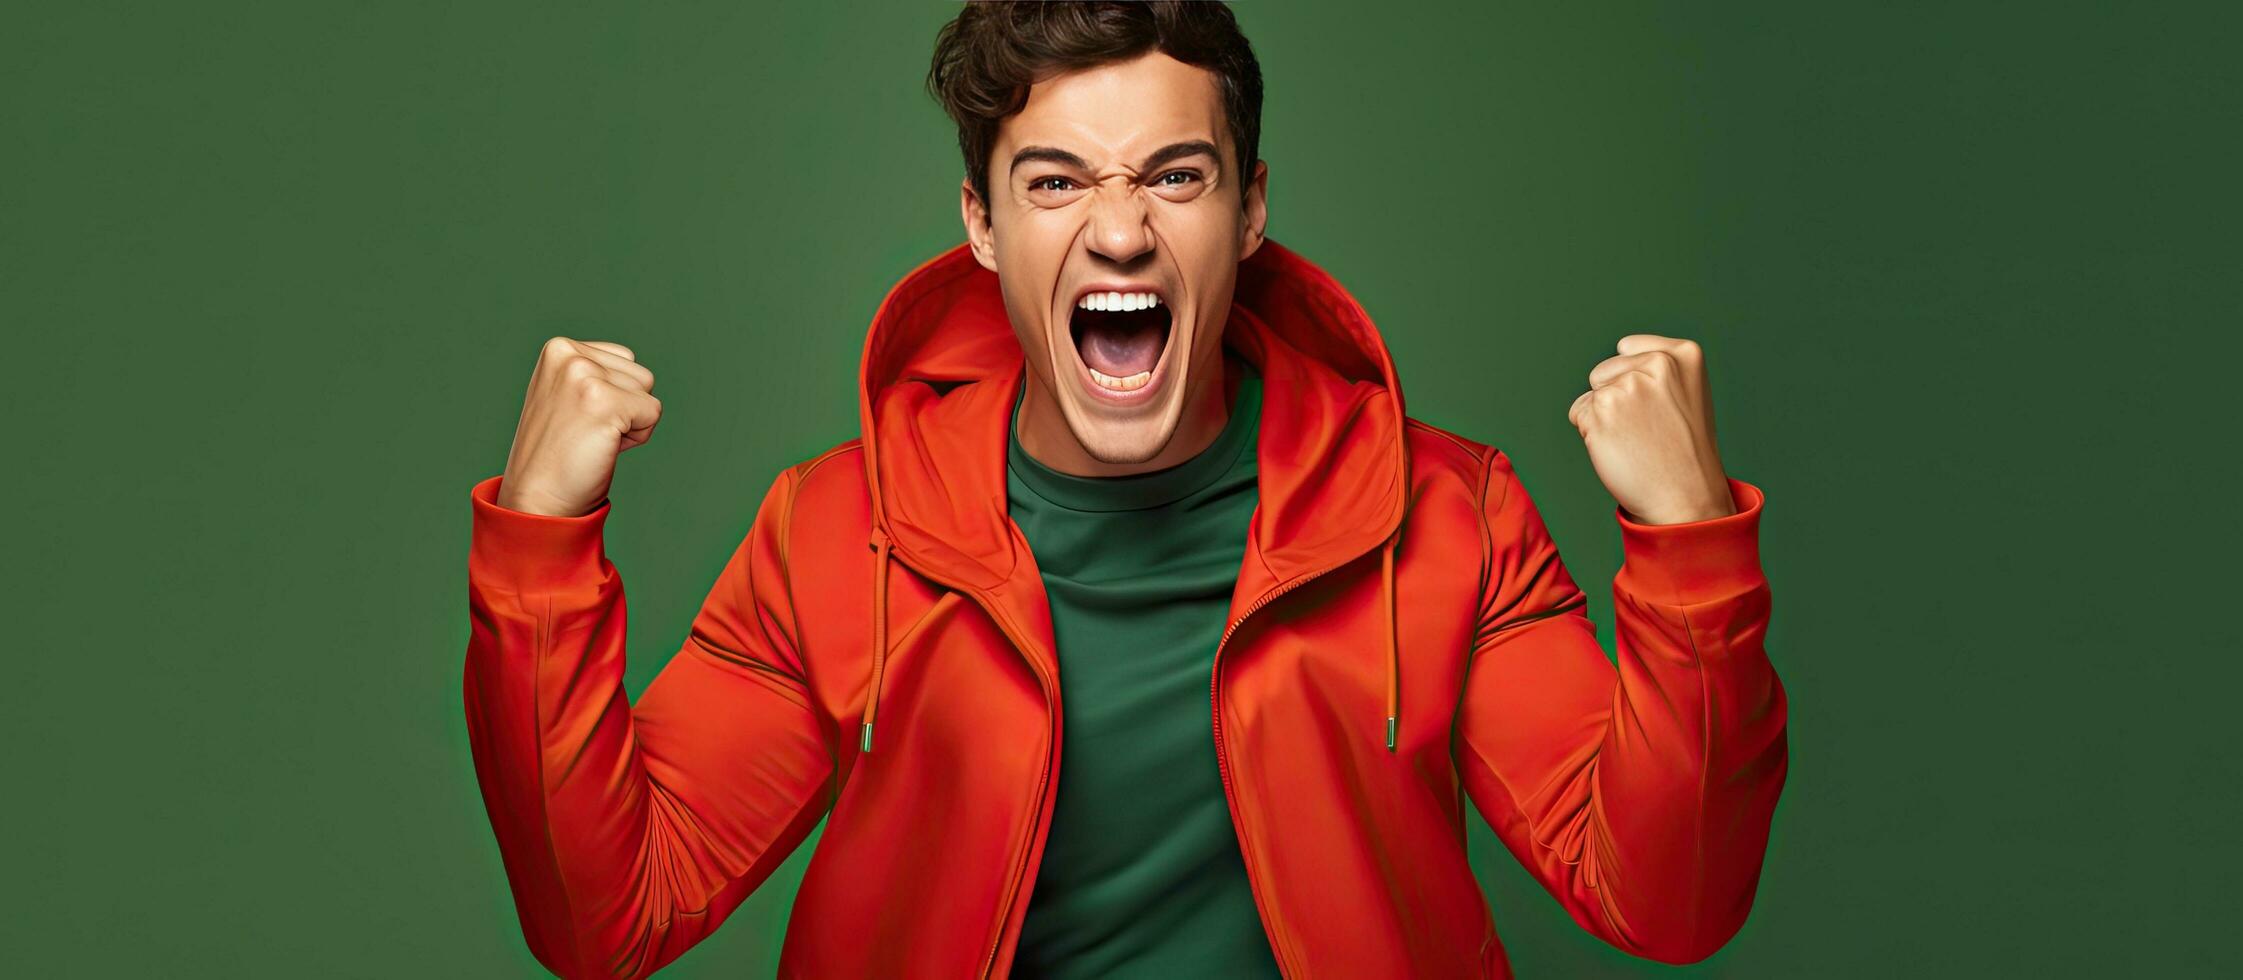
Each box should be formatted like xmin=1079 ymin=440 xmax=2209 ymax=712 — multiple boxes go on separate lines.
xmin=1016 ymin=346 xmax=1243 ymax=478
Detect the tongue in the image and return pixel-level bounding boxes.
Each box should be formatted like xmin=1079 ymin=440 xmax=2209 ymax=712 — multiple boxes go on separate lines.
xmin=1077 ymin=312 xmax=1165 ymax=376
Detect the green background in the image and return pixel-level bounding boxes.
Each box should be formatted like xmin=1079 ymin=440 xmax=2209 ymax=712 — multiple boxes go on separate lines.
xmin=7 ymin=1 xmax=2235 ymax=976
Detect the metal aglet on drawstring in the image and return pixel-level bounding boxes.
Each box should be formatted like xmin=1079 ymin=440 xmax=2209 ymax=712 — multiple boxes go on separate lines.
xmin=863 ymin=525 xmax=893 ymax=754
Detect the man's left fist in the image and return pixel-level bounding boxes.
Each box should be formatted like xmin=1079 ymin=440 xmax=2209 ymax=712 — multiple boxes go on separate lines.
xmin=1566 ymin=334 xmax=1737 ymax=525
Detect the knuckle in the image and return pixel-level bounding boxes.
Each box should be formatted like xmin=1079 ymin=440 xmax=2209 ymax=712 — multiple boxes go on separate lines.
xmin=570 ymin=373 xmax=611 ymax=402
xmin=558 ymin=356 xmax=603 ymax=382
xmin=541 ymin=336 xmax=576 ymax=360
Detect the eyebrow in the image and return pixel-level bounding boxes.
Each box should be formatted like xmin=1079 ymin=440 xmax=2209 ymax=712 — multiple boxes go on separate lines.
xmin=1009 ymin=140 xmax=1223 ymax=178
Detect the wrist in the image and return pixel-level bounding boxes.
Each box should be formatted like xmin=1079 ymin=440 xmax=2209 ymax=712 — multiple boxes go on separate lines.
xmin=495 ymin=475 xmax=599 ymax=518
xmin=1623 ymin=482 xmax=1737 ymax=525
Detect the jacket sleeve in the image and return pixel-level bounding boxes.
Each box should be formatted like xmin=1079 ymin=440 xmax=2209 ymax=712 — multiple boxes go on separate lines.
xmin=461 ymin=468 xmax=836 ymax=979
xmin=1452 ymin=450 xmax=1786 ymax=965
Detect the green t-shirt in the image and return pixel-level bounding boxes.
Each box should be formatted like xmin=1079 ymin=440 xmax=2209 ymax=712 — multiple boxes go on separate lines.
xmin=1005 ymin=356 xmax=1281 ymax=979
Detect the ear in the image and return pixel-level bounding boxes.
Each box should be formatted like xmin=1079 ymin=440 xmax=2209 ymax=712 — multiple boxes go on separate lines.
xmin=961 ymin=178 xmax=998 ymax=272
xmin=1238 ymin=159 xmax=1270 ymax=260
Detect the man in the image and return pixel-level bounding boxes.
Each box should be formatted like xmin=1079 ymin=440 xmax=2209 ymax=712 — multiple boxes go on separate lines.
xmin=461 ymin=3 xmax=1786 ymax=978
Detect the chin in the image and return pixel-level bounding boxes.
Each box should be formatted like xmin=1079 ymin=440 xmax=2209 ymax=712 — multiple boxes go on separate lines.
xmin=1039 ymin=278 xmax=1197 ymax=463
xmin=1046 ymin=351 xmax=1190 ymax=464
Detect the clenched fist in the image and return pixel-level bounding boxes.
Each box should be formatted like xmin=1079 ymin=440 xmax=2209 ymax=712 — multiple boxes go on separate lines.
xmin=1566 ymin=334 xmax=1737 ymax=526
xmin=495 ymin=337 xmax=661 ymax=518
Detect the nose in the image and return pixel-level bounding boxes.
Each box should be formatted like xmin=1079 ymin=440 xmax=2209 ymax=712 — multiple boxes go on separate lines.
xmin=1083 ymin=179 xmax=1154 ymax=265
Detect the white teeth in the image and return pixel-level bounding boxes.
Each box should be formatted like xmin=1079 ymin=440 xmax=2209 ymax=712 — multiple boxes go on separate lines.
xmin=1075 ymin=291 xmax=1164 ymax=311
xmin=1086 ymin=365 xmax=1154 ymax=391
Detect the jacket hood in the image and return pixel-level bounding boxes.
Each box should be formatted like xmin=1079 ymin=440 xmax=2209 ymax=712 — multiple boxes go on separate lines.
xmin=854 ymin=239 xmax=1412 ymax=753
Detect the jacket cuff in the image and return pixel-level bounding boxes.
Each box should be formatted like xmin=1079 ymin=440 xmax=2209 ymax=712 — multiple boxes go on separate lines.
xmin=1614 ymin=477 xmax=1766 ymax=605
xmin=468 ymin=474 xmax=612 ymax=593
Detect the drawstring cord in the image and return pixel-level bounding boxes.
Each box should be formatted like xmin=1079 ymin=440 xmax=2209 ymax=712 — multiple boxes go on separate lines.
xmin=862 ymin=525 xmax=892 ymax=753
xmin=1382 ymin=530 xmax=1400 ymax=753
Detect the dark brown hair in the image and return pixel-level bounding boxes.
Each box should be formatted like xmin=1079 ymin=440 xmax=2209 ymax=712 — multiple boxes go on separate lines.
xmin=927 ymin=0 xmax=1264 ymax=209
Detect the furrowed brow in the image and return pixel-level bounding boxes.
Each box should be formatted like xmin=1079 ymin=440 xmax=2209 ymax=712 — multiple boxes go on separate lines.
xmin=1010 ymin=146 xmax=1092 ymax=175
xmin=1138 ymin=140 xmax=1222 ymax=174
xmin=1008 ymin=141 xmax=1224 ymax=178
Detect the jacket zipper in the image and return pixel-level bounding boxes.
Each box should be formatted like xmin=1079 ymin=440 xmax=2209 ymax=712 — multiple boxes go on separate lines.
xmin=1209 ymin=564 xmax=1341 ymax=979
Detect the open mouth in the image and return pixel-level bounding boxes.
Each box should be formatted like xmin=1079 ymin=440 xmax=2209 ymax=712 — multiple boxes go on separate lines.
xmin=1068 ymin=289 xmax=1172 ymax=397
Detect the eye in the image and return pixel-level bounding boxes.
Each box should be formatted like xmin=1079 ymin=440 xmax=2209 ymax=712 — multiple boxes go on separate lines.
xmin=1154 ymin=170 xmax=1201 ymax=186
xmin=1029 ymin=176 xmax=1078 ymax=193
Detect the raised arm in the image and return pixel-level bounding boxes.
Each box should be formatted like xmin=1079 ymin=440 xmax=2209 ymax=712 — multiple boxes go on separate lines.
xmin=461 ymin=337 xmax=834 ymax=978
xmin=1453 ymin=451 xmax=1786 ymax=964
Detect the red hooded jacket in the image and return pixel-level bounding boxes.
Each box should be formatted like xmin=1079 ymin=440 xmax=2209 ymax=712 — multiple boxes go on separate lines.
xmin=462 ymin=240 xmax=1787 ymax=978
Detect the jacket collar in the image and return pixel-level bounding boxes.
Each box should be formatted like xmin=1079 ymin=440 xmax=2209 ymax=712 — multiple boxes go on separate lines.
xmin=857 ymin=239 xmax=1409 ymax=607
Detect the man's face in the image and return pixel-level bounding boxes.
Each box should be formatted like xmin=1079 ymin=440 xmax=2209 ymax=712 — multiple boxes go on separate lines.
xmin=963 ymin=51 xmax=1268 ymax=465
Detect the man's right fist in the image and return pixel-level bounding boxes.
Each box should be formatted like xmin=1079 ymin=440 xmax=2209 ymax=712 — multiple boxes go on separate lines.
xmin=495 ymin=337 xmax=661 ymax=518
